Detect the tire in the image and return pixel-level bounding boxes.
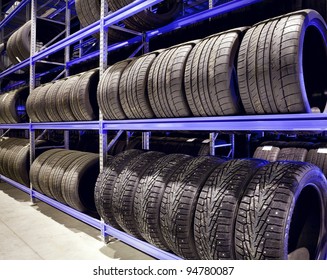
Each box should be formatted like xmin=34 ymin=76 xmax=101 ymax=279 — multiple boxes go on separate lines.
xmin=37 ymin=149 xmax=74 ymax=198
xmin=97 ymin=60 xmax=131 ymax=120
xmin=57 ymin=76 xmax=79 ymax=121
xmin=108 ymin=0 xmax=182 ymax=31
xmin=26 ymin=87 xmax=42 ymax=122
xmin=160 ymin=156 xmax=225 ymax=259
xmin=0 ymin=92 xmax=11 ymax=123
xmin=194 ymin=159 xmax=268 ymax=260
xmin=94 ymin=149 xmax=144 ymax=229
xmin=148 ymin=44 xmax=193 ymax=118
xmin=253 ymin=146 xmax=280 ymax=161
xmin=12 ymin=140 xmax=46 ymax=187
xmin=306 ymin=148 xmax=327 ymax=176
xmin=61 ymin=153 xmax=99 ymax=213
xmin=120 ymin=54 xmax=156 ymax=119
xmin=2 ymin=139 xmax=27 ymax=181
xmin=16 ymin=22 xmax=31 ymax=61
xmin=70 ymin=69 xmax=99 ymax=121
xmin=185 ymin=29 xmax=246 ymax=116
xmin=237 ymin=10 xmax=327 ymax=114
xmin=45 ymin=80 xmax=66 ymax=122
xmin=6 ymin=30 xmax=20 ymax=64
xmin=33 ymin=83 xmax=54 ymax=122
xmin=133 ymin=153 xmax=193 ymax=250
xmin=197 ymin=144 xmax=210 ymax=156
xmin=277 ymin=147 xmax=308 ymax=162
xmin=0 ymin=138 xmax=26 ymax=179
xmin=113 ymin=151 xmax=165 ymax=238
xmin=6 ymin=142 xmax=28 ymax=183
xmin=48 ymin=151 xmax=85 ymax=204
xmin=30 ymin=149 xmax=64 ymax=194
xmin=235 ymin=161 xmax=327 ymax=260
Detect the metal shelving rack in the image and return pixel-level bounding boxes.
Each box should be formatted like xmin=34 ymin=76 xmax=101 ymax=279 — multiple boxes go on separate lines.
xmin=3 ymin=0 xmax=325 ymax=260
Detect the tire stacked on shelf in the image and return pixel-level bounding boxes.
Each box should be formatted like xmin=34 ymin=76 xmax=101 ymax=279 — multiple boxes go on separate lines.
xmin=26 ymin=69 xmax=99 ymax=122
xmin=6 ymin=19 xmax=64 ymax=66
xmin=75 ymin=0 xmax=127 ymax=42
xmin=0 ymin=87 xmax=29 ymax=123
xmin=305 ymin=143 xmax=327 ymax=177
xmin=147 ymin=42 xmax=195 ymax=118
xmin=30 ymin=149 xmax=101 ymax=213
xmin=95 ymin=149 xmax=327 ymax=259
xmin=237 ymin=9 xmax=327 ymax=114
xmin=184 ymin=28 xmax=246 ymax=117
xmin=97 ymin=28 xmax=247 ymax=119
xmin=107 ymin=0 xmax=182 ymax=31
xmin=160 ymin=155 xmax=226 ymax=259
xmin=0 ymin=138 xmax=46 ymax=186
xmin=6 ymin=21 xmax=31 ymax=65
xmin=235 ymin=161 xmax=327 ymax=260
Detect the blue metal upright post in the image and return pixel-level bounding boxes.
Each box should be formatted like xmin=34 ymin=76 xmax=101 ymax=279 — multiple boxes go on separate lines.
xmin=99 ymin=0 xmax=110 ymax=243
xmin=29 ymin=0 xmax=37 ymax=205
xmin=64 ymin=0 xmax=71 ymax=150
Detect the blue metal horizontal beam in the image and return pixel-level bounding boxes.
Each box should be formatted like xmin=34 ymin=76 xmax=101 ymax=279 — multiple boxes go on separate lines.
xmin=30 ymin=121 xmax=100 ymax=130
xmin=103 ymin=114 xmax=327 ymax=132
xmin=147 ymin=0 xmax=263 ymax=38
xmin=0 ymin=175 xmax=30 ymax=194
xmin=32 ymin=0 xmax=164 ymax=63
xmin=0 ymin=123 xmax=29 ymax=129
xmin=0 ymin=173 xmax=181 ymax=260
xmin=1 ymin=114 xmax=327 ymax=131
xmin=0 ymin=122 xmax=99 ymax=130
xmin=0 ymin=0 xmax=30 ymax=29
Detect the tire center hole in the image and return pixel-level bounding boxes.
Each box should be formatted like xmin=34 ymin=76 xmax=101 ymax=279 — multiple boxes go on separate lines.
xmin=303 ymin=25 xmax=327 ymax=112
xmin=288 ymin=186 xmax=321 ymax=259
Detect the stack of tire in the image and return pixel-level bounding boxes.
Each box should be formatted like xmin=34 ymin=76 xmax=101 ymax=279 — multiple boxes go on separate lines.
xmin=6 ymin=19 xmax=63 ymax=65
xmin=95 ymin=149 xmax=327 ymax=260
xmin=0 ymin=138 xmax=46 ymax=186
xmin=26 ymin=69 xmax=99 ymax=122
xmin=97 ymin=28 xmax=244 ymax=119
xmin=0 ymin=87 xmax=29 ymax=123
xmin=30 ymin=149 xmax=101 ymax=214
xmin=98 ymin=10 xmax=327 ymax=120
xmin=254 ymin=141 xmax=327 ymax=179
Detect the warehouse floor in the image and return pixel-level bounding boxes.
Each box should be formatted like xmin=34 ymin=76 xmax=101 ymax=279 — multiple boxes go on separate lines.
xmin=0 ymin=183 xmax=153 ymax=260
